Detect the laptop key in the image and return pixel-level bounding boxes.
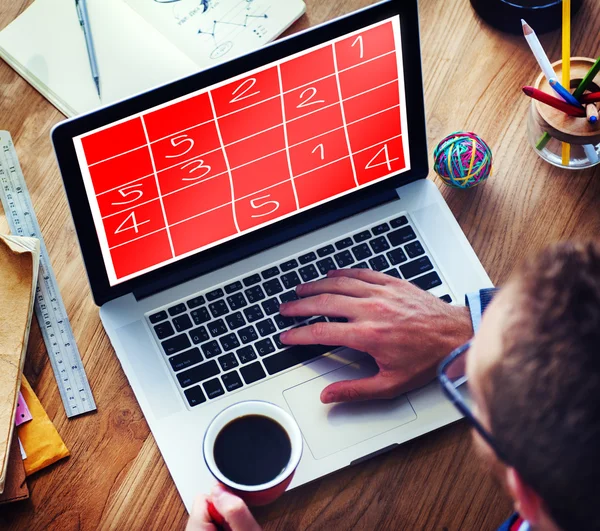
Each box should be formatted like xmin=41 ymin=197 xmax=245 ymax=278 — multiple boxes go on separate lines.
xmin=203 ymin=378 xmax=225 ymax=399
xmin=261 ymin=266 xmax=280 ymax=279
xmin=227 ymin=293 xmax=247 ymax=311
xmin=384 ymin=268 xmax=402 ymax=279
xmin=162 ymin=334 xmax=191 ymax=356
xmin=411 ymin=272 xmax=442 ymax=291
xmin=263 ymin=344 xmax=332 ymax=375
xmin=177 ymin=359 xmax=220 ymax=387
xmin=387 ymin=248 xmax=408 ymax=265
xmin=372 ymin=222 xmax=390 ymax=235
xmin=335 ymin=237 xmax=354 ymax=250
xmin=388 ymin=226 xmax=417 ymax=247
xmin=186 ymin=296 xmax=205 ymax=309
xmin=256 ymin=318 xmax=276 ymax=337
xmin=149 ymin=310 xmax=168 ymax=324
xmin=209 ymin=300 xmax=228 ymax=318
xmin=280 ymin=259 xmax=298 ymax=272
xmin=400 ymin=257 xmax=433 ymax=280
xmin=154 ymin=321 xmax=174 ymax=340
xmin=208 ymin=319 xmax=228 ymax=337
xmin=226 ymin=312 xmax=246 ymax=330
xmin=280 ymin=291 xmax=299 ymax=303
xmin=243 ymin=274 xmax=261 ymax=287
xmin=224 ymin=281 xmax=243 ymax=294
xmin=352 ymin=262 xmax=369 ymax=269
xmin=298 ymin=252 xmax=316 ymax=265
xmin=173 ymin=314 xmax=193 ymax=333
xmin=281 ymin=271 xmax=301 ymax=289
xmin=299 ymin=264 xmax=319 ymax=282
xmin=219 ymin=333 xmax=240 ymax=352
xmin=256 ymin=338 xmax=276 ymax=357
xmin=170 ymin=347 xmax=203 ymax=372
xmin=369 ymin=255 xmax=390 ymax=272
xmin=240 ymin=362 xmax=267 ymax=385
xmin=238 ymin=325 xmax=258 ymax=344
xmin=351 ymin=243 xmax=372 ymax=261
xmin=273 ymin=333 xmax=285 ymax=350
xmin=370 ymin=236 xmax=390 ymax=254
xmin=274 ymin=314 xmax=295 ymax=330
xmin=405 ymin=240 xmax=425 ymax=259
xmin=222 ymin=371 xmax=243 ymax=392
xmin=236 ymin=345 xmax=257 ymax=364
xmin=206 ymin=288 xmax=224 ymax=302
xmin=189 ymin=326 xmax=210 ymax=345
xmin=168 ymin=303 xmax=186 ymax=317
xmin=440 ymin=294 xmax=453 ymax=304
xmin=353 ymin=230 xmax=371 ymax=243
xmin=191 ymin=307 xmax=211 ymax=325
xmin=334 ymin=250 xmax=355 ymax=268
xmin=201 ymin=340 xmax=222 ymax=358
xmin=317 ymin=257 xmax=336 ymax=275
xmin=245 ymin=285 xmax=266 ymax=303
xmin=184 ymin=386 xmax=206 ymax=407
xmin=262 ymin=297 xmax=280 ymax=315
xmin=390 ymin=215 xmax=408 ymax=228
xmin=317 ymin=244 xmax=335 ymax=257
xmin=263 ymin=279 xmax=284 ymax=297
xmin=244 ymin=305 xmax=264 ymax=322
xmin=218 ymin=353 xmax=239 ymax=371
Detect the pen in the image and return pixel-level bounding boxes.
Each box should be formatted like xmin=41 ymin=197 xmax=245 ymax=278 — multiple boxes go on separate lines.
xmin=549 ymin=79 xmax=581 ymax=108
xmin=75 ymin=0 xmax=101 ymax=98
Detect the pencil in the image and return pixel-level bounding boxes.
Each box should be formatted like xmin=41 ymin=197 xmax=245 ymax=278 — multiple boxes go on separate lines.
xmin=521 ymin=20 xmax=557 ymax=83
xmin=573 ymin=57 xmax=600 ymax=100
xmin=549 ymin=79 xmax=582 ymax=108
xmin=522 ymin=86 xmax=586 ymax=116
xmin=586 ymin=104 xmax=599 ymax=123
xmin=580 ymin=92 xmax=600 ymax=104
xmin=561 ymin=0 xmax=571 ymax=165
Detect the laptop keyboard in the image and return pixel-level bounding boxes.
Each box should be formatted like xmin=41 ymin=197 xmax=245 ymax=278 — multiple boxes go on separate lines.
xmin=146 ymin=214 xmax=453 ymax=409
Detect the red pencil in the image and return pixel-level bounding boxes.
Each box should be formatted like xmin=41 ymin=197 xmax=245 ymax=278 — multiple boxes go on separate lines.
xmin=580 ymin=91 xmax=600 ymax=104
xmin=522 ymin=86 xmax=586 ymax=117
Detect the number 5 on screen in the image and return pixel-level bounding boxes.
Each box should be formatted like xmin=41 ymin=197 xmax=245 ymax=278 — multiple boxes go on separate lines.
xmin=250 ymin=194 xmax=280 ymax=218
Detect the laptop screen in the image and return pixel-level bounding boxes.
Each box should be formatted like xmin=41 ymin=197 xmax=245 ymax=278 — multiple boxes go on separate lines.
xmin=72 ymin=16 xmax=410 ymax=286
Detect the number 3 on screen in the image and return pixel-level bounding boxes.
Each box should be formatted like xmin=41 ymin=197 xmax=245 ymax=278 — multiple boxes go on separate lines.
xmin=250 ymin=194 xmax=280 ymax=218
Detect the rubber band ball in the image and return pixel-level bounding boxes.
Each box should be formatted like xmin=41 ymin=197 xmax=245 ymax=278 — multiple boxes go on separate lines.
xmin=433 ymin=132 xmax=493 ymax=189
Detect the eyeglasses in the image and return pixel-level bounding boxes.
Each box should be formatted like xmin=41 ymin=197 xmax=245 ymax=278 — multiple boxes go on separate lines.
xmin=437 ymin=341 xmax=509 ymax=464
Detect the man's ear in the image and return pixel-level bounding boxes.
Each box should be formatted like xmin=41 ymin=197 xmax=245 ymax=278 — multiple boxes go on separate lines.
xmin=505 ymin=467 xmax=543 ymax=525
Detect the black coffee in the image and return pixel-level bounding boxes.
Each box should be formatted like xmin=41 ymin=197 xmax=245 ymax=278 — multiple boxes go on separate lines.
xmin=213 ymin=414 xmax=292 ymax=486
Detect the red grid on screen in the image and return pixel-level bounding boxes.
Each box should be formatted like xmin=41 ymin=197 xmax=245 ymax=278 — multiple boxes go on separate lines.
xmin=79 ymin=19 xmax=407 ymax=282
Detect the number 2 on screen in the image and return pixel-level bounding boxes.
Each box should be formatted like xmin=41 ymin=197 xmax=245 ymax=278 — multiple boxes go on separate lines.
xmin=297 ymin=87 xmax=325 ymax=109
xmin=365 ymin=144 xmax=399 ymax=172
xmin=250 ymin=194 xmax=279 ymax=218
xmin=230 ymin=77 xmax=260 ymax=103
xmin=114 ymin=211 xmax=149 ymax=235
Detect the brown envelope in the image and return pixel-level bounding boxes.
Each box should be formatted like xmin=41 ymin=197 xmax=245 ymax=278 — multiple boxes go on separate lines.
xmin=0 ymin=431 xmax=29 ymax=505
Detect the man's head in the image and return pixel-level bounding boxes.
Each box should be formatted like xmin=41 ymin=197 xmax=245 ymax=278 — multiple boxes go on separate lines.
xmin=467 ymin=241 xmax=600 ymax=531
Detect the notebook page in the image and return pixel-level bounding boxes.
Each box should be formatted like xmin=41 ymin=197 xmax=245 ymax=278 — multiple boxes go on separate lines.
xmin=124 ymin=0 xmax=306 ymax=68
xmin=0 ymin=0 xmax=198 ymax=117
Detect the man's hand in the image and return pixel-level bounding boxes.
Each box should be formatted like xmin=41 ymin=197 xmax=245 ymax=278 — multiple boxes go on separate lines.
xmin=185 ymin=485 xmax=261 ymax=531
xmin=279 ymin=269 xmax=473 ymax=404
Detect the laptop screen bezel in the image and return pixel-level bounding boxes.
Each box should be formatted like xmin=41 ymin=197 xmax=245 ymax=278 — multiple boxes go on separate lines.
xmin=51 ymin=0 xmax=427 ymax=306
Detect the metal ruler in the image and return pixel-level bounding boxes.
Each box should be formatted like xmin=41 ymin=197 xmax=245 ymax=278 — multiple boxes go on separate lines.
xmin=0 ymin=131 xmax=96 ymax=418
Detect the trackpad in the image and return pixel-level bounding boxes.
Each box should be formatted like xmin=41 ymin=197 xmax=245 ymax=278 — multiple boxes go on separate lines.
xmin=283 ymin=357 xmax=417 ymax=460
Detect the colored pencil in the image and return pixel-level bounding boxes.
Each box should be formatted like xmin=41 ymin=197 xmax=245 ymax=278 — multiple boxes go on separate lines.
xmin=522 ymin=86 xmax=586 ymax=116
xmin=586 ymin=104 xmax=599 ymax=123
xmin=521 ymin=20 xmax=557 ymax=83
xmin=549 ymin=79 xmax=581 ymax=108
xmin=561 ymin=0 xmax=571 ymax=166
xmin=580 ymin=92 xmax=600 ymax=104
xmin=583 ymin=144 xmax=599 ymax=164
xmin=573 ymin=57 xmax=600 ymax=100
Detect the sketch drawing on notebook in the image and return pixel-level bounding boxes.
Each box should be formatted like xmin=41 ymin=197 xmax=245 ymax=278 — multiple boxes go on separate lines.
xmin=125 ymin=0 xmax=305 ymax=66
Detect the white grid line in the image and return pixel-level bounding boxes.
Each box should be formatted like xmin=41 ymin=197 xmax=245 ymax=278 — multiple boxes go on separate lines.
xmin=277 ymin=64 xmax=299 ymax=210
xmin=140 ymin=116 xmax=176 ymax=258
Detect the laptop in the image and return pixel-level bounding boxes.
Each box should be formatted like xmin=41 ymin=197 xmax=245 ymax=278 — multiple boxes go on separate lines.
xmin=51 ymin=0 xmax=492 ymax=511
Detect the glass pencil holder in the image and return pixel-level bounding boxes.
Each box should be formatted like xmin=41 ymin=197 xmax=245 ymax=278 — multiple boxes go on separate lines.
xmin=527 ymin=57 xmax=600 ymax=170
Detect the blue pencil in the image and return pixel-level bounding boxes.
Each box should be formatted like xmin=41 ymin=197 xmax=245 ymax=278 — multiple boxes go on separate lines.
xmin=549 ymin=79 xmax=582 ymax=108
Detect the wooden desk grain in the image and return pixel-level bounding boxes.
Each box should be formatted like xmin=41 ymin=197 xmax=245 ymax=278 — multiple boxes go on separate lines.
xmin=1 ymin=1 xmax=599 ymax=529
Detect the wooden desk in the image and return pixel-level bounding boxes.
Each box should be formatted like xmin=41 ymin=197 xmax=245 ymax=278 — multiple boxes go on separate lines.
xmin=1 ymin=0 xmax=599 ymax=529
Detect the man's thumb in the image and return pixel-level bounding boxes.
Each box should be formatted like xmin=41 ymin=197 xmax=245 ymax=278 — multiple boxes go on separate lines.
xmin=320 ymin=374 xmax=399 ymax=404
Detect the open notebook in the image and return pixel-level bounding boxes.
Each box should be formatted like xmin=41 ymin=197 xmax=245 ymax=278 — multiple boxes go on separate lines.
xmin=0 ymin=0 xmax=305 ymax=117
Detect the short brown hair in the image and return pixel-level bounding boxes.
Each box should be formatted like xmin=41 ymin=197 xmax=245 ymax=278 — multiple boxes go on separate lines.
xmin=486 ymin=241 xmax=600 ymax=531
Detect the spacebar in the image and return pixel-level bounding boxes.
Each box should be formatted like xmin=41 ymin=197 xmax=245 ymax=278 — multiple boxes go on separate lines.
xmin=263 ymin=344 xmax=333 ymax=375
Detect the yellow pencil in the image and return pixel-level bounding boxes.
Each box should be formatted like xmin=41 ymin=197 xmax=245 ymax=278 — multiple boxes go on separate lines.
xmin=562 ymin=0 xmax=571 ymax=166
